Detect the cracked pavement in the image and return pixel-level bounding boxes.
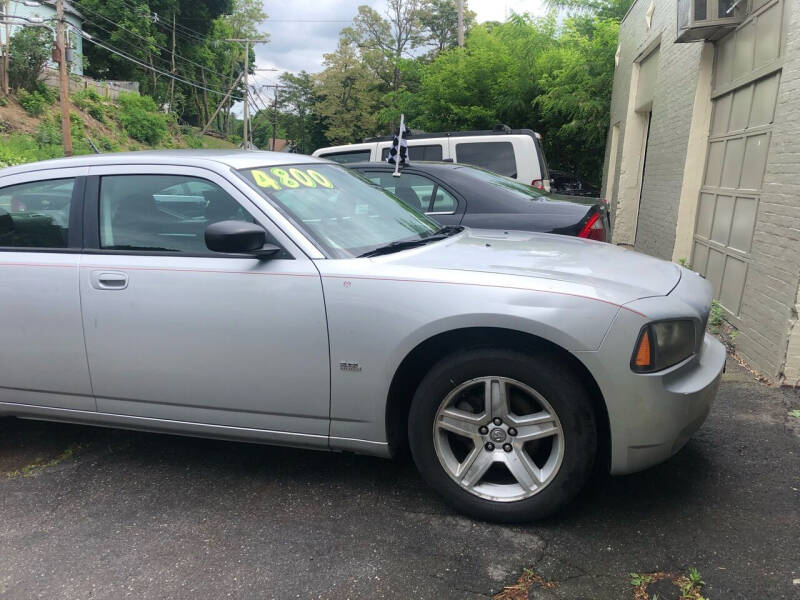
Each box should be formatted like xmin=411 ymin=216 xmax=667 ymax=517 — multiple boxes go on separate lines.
xmin=0 ymin=357 xmax=798 ymax=599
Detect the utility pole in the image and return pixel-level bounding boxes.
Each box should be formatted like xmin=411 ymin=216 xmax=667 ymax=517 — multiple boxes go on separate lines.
xmin=258 ymin=83 xmax=287 ymax=151
xmin=457 ymin=0 xmax=464 ymax=47
xmin=56 ymin=0 xmax=72 ymax=156
xmin=3 ymin=0 xmax=9 ymax=95
xmin=169 ymin=10 xmax=175 ymax=111
xmin=272 ymin=86 xmax=278 ymax=151
xmin=242 ymin=39 xmax=249 ymax=147
xmin=225 ymin=38 xmax=268 ymax=150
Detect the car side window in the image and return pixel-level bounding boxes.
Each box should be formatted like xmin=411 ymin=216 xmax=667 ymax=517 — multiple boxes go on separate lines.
xmin=0 ymin=178 xmax=75 ymax=248
xmin=365 ymin=172 xmax=435 ymax=212
xmin=455 ymin=142 xmax=518 ymax=178
xmin=319 ymin=150 xmax=371 ymax=164
xmin=381 ymin=144 xmax=444 ymax=162
xmin=431 ymin=186 xmax=457 ymax=213
xmin=98 ymin=174 xmax=255 ymax=254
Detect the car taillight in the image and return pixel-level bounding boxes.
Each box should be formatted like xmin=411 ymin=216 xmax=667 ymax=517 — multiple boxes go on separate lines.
xmin=577 ymin=212 xmax=606 ymax=242
xmin=532 ymin=179 xmax=544 ymax=189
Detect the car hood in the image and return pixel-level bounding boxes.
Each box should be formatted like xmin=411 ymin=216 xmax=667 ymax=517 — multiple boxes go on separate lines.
xmin=379 ymin=228 xmax=682 ymax=302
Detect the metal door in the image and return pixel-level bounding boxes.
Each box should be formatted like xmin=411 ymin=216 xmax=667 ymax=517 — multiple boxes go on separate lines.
xmin=692 ymin=0 xmax=784 ymax=315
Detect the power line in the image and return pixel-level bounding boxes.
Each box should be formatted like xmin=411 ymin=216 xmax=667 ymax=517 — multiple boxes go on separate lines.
xmin=73 ymin=1 xmax=237 ymax=85
xmin=109 ymin=0 xmax=219 ymax=44
xmin=75 ymin=30 xmax=244 ymax=101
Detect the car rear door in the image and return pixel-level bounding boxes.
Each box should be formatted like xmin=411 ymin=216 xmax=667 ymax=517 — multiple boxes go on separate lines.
xmin=360 ymin=168 xmax=466 ymax=226
xmin=0 ymin=167 xmax=95 ymax=412
xmin=78 ymin=164 xmax=331 ymax=442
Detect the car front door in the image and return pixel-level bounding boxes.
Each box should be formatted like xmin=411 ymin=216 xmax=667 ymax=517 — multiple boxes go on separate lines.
xmin=0 ymin=168 xmax=94 ymax=412
xmin=78 ymin=165 xmax=330 ymax=443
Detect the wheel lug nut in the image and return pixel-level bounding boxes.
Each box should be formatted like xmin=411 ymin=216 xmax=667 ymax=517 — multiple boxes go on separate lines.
xmin=503 ymin=443 xmax=513 ymax=453
xmin=492 ymin=417 xmax=502 ymax=426
xmin=508 ymin=428 xmax=517 ymax=436
xmin=485 ymin=442 xmax=495 ymax=451
xmin=479 ymin=426 xmax=489 ymax=435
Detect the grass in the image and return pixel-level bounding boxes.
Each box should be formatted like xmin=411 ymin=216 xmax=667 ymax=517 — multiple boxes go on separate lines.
xmin=0 ymin=92 xmax=241 ymax=167
xmin=631 ymin=568 xmax=708 ymax=600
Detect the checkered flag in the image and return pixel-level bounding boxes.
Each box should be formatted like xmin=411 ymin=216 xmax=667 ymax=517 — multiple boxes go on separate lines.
xmin=387 ymin=119 xmax=409 ymax=167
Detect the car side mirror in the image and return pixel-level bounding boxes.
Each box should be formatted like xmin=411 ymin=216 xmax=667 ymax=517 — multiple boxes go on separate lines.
xmin=205 ymin=220 xmax=280 ymax=260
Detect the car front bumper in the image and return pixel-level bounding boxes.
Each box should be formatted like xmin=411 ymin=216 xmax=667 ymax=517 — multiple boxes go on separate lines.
xmin=576 ymin=272 xmax=726 ymax=475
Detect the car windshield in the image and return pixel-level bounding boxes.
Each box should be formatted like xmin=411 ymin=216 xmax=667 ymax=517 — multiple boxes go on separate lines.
xmin=239 ymin=163 xmax=440 ymax=258
xmin=456 ymin=166 xmax=548 ymax=201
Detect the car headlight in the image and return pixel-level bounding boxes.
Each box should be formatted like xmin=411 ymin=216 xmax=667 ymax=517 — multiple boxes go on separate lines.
xmin=631 ymin=320 xmax=696 ymax=373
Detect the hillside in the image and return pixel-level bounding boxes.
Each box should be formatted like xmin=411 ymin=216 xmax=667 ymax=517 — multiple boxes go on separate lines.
xmin=0 ymin=89 xmax=239 ymax=167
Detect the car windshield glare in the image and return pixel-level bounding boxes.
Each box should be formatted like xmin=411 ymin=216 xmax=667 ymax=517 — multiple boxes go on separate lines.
xmin=239 ymin=164 xmax=439 ymax=258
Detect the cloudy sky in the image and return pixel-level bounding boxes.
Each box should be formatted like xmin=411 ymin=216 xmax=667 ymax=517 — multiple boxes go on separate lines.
xmin=249 ymin=0 xmax=547 ymax=88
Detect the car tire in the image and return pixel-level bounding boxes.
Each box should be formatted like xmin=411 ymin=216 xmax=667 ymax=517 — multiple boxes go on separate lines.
xmin=408 ymin=347 xmax=597 ymax=522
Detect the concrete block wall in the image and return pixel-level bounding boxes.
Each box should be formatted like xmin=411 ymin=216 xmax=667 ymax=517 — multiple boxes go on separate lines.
xmin=634 ymin=38 xmax=704 ymax=260
xmin=604 ymin=0 xmax=704 ymax=261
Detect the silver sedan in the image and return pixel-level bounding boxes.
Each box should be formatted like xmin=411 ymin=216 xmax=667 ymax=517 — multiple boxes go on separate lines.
xmin=0 ymin=151 xmax=725 ymax=522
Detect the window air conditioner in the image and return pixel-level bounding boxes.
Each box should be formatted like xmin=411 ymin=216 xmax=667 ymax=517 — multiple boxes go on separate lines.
xmin=676 ymin=0 xmax=745 ymax=43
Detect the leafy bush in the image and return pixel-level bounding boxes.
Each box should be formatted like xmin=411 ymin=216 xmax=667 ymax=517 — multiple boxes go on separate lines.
xmin=117 ymin=92 xmax=167 ymax=146
xmin=0 ymin=133 xmax=62 ymax=166
xmin=73 ymin=89 xmax=110 ymax=123
xmin=96 ymin=135 xmax=118 ymax=151
xmin=8 ymin=27 xmax=53 ymax=92
xmin=35 ymin=116 xmax=61 ymax=146
xmin=18 ymin=87 xmax=56 ymax=117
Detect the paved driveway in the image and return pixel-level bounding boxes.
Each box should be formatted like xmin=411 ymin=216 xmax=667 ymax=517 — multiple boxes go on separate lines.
xmin=1 ymin=358 xmax=798 ymax=600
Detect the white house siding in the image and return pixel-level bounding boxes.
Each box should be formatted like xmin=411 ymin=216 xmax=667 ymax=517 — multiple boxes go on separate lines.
xmin=1 ymin=1 xmax=84 ymax=76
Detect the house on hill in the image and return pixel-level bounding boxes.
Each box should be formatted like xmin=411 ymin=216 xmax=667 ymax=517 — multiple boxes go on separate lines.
xmin=1 ymin=0 xmax=85 ymax=76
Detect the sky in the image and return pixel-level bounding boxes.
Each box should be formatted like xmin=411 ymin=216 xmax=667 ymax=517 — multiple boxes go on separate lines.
xmin=249 ymin=0 xmax=548 ymax=89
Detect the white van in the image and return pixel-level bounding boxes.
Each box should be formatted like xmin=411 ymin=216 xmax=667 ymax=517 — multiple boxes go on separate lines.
xmin=311 ymin=127 xmax=552 ymax=192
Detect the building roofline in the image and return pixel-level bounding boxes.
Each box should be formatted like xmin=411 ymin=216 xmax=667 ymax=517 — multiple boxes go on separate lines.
xmin=620 ymin=0 xmax=642 ymax=25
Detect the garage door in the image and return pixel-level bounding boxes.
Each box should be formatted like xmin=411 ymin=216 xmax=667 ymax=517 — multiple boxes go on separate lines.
xmin=692 ymin=0 xmax=784 ymax=316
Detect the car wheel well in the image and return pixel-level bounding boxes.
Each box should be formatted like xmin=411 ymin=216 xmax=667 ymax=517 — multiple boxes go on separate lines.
xmin=385 ymin=327 xmax=610 ymax=469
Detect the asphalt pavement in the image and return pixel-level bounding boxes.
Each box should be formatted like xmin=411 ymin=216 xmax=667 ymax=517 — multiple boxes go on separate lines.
xmin=0 ymin=357 xmax=798 ymax=600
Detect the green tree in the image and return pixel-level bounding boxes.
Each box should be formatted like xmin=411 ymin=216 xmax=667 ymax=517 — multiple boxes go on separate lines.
xmin=314 ymin=39 xmax=382 ymax=144
xmin=419 ymin=0 xmax=476 ymax=54
xmin=275 ymin=71 xmax=326 ymax=154
xmin=534 ymin=18 xmax=619 ymax=180
xmin=8 ymin=27 xmax=53 ymax=92
xmin=412 ymin=12 xmax=616 ymax=181
xmin=344 ymin=1 xmax=425 ymax=92
xmin=545 ymin=0 xmax=634 ymax=21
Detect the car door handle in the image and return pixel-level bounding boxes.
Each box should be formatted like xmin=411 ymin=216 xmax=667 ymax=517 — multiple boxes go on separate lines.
xmin=91 ymin=270 xmax=129 ymax=290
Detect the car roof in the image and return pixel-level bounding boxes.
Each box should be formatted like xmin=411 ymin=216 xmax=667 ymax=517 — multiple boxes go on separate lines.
xmin=345 ymin=161 xmax=461 ymax=172
xmin=361 ymin=128 xmax=539 ymax=143
xmin=0 ymin=150 xmax=325 ymax=177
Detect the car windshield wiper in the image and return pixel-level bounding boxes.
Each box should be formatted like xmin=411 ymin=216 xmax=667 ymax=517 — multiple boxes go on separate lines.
xmin=358 ymin=226 xmax=463 ymax=258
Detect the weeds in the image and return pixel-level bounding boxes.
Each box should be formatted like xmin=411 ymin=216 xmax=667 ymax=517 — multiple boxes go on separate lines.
xmin=631 ymin=568 xmax=707 ymax=600
xmin=709 ymin=300 xmax=724 ymax=333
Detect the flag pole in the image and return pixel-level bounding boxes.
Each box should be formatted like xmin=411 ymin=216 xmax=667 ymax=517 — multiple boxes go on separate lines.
xmin=393 ymin=113 xmax=405 ymax=178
